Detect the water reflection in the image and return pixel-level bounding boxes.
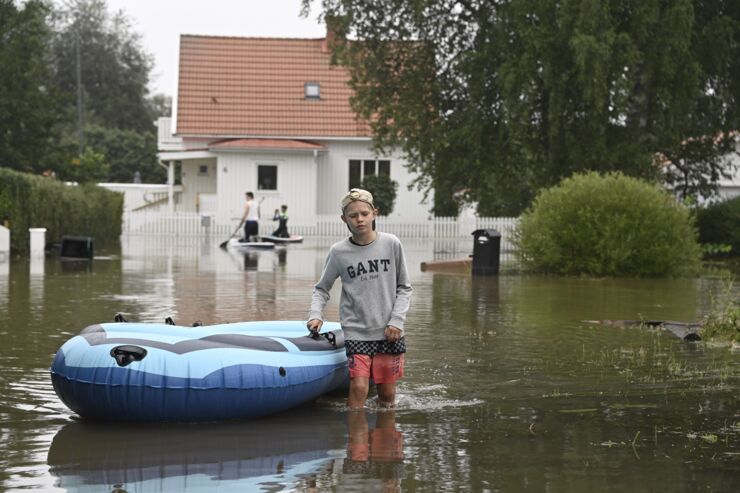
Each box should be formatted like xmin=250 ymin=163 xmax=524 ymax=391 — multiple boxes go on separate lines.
xmin=47 ymin=409 xmax=346 ymax=492
xmin=342 ymin=410 xmax=404 ymax=491
xmin=59 ymin=259 xmax=93 ymax=274
xmin=29 ymin=257 xmax=45 ymax=319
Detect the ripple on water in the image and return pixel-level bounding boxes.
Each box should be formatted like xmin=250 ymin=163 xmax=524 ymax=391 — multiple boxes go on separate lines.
xmin=312 ymin=383 xmax=485 ymax=413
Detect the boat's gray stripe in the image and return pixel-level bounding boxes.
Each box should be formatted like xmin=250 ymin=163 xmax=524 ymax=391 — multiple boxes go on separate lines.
xmin=78 ymin=325 xmax=344 ymax=354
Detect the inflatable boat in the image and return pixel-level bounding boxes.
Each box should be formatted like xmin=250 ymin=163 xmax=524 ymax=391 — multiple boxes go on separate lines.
xmin=50 ymin=320 xmax=348 ymax=422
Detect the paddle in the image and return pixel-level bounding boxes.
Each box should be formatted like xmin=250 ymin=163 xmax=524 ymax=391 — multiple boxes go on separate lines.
xmin=219 ymin=220 xmax=244 ymax=249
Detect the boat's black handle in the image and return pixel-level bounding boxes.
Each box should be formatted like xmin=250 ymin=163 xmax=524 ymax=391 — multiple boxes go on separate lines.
xmin=110 ymin=345 xmax=147 ymax=367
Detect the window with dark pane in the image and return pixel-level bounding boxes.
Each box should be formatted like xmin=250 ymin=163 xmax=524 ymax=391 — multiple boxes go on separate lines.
xmin=349 ymin=160 xmax=362 ymax=188
xmin=363 ymin=160 xmax=376 ymax=177
xmin=348 ymin=158 xmax=392 ymax=187
xmin=258 ymin=165 xmax=277 ymax=190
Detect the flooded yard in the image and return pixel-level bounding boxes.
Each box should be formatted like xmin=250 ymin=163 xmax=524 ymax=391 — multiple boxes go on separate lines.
xmin=0 ymin=235 xmax=738 ymax=492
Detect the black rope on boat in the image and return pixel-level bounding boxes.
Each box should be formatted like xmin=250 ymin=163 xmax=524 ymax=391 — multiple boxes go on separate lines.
xmin=165 ymin=317 xmax=176 ymax=326
xmin=192 ymin=321 xmax=203 ymax=327
xmin=114 ymin=313 xmax=127 ymax=323
xmin=322 ymin=331 xmax=337 ymax=348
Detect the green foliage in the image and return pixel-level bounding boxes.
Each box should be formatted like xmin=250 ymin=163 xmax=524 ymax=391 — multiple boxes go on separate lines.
xmin=0 ymin=0 xmax=164 ymax=184
xmin=51 ymin=0 xmax=153 ymax=132
xmin=695 ymin=195 xmax=740 ymax=256
xmin=0 ymin=168 xmax=123 ymax=253
xmin=59 ymin=124 xmax=164 ymax=183
xmin=360 ymin=173 xmax=398 ymax=216
xmin=0 ymin=0 xmax=62 ymax=173
xmin=308 ymin=0 xmax=740 ymax=214
xmin=514 ymin=172 xmax=702 ymax=277
xmin=700 ymin=279 xmax=740 ymax=343
xmin=58 ymin=147 xmax=110 ymax=183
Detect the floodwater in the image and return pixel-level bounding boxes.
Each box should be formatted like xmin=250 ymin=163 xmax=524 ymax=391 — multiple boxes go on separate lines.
xmin=0 ymin=235 xmax=738 ymax=492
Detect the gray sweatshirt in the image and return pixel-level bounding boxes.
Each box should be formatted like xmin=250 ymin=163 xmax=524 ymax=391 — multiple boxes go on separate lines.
xmin=308 ymin=232 xmax=413 ymax=341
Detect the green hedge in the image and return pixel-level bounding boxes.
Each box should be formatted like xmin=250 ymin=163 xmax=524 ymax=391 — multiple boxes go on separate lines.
xmin=695 ymin=195 xmax=740 ymax=257
xmin=0 ymin=168 xmax=123 ymax=254
xmin=514 ymin=172 xmax=702 ymax=277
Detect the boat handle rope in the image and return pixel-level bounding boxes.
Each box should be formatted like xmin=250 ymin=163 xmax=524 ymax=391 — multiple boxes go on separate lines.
xmin=308 ymin=330 xmax=337 ymax=348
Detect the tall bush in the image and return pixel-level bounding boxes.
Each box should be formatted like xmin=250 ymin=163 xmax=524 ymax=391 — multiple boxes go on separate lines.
xmin=360 ymin=173 xmax=398 ymax=216
xmin=695 ymin=196 xmax=740 ymax=257
xmin=514 ymin=172 xmax=701 ymax=276
xmin=0 ymin=168 xmax=123 ymax=254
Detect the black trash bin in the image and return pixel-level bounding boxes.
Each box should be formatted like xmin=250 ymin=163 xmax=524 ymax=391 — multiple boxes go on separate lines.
xmin=60 ymin=235 xmax=94 ymax=260
xmin=471 ymin=229 xmax=501 ymax=276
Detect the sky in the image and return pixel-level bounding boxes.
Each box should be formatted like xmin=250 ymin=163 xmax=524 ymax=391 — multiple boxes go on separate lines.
xmin=103 ymin=0 xmax=327 ymax=97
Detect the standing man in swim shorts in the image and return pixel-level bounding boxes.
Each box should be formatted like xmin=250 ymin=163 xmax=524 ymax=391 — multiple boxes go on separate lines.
xmin=240 ymin=191 xmax=260 ymax=242
xmin=307 ymin=188 xmax=413 ymax=409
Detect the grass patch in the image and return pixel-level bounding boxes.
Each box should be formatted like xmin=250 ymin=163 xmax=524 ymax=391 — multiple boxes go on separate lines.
xmin=700 ymin=279 xmax=740 ymax=343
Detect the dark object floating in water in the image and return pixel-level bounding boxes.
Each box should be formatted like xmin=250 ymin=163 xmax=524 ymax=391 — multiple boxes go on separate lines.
xmin=60 ymin=236 xmax=94 ymax=260
xmin=584 ymin=320 xmax=702 ymax=341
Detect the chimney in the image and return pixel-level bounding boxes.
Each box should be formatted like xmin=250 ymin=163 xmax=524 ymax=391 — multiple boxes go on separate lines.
xmin=322 ymin=15 xmax=342 ymax=54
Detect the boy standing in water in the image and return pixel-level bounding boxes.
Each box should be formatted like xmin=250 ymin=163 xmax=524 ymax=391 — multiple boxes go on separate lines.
xmin=307 ymin=188 xmax=413 ymax=409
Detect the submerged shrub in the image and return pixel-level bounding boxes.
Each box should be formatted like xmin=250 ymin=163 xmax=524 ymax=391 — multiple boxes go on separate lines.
xmin=514 ymin=172 xmax=701 ymax=276
xmin=695 ymin=195 xmax=740 ymax=257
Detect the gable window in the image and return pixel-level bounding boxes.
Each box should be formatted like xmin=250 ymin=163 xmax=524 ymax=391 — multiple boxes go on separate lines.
xmin=258 ymin=165 xmax=277 ymax=190
xmin=349 ymin=159 xmax=390 ymax=188
xmin=305 ymin=82 xmax=320 ymax=99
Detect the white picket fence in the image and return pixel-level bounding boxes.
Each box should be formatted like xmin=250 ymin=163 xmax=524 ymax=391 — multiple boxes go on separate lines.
xmin=123 ymin=211 xmax=519 ymax=250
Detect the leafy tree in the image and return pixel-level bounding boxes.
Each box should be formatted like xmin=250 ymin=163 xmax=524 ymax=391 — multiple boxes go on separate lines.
xmin=146 ymin=94 xmax=172 ymax=121
xmin=0 ymin=0 xmax=61 ymax=173
xmin=306 ymin=0 xmax=740 ymax=215
xmin=47 ymin=0 xmax=164 ymax=183
xmin=58 ymin=147 xmax=110 ymax=183
xmin=360 ymin=173 xmax=398 ymax=215
xmin=53 ymin=125 xmax=164 ymax=183
xmin=51 ymin=0 xmax=154 ymax=132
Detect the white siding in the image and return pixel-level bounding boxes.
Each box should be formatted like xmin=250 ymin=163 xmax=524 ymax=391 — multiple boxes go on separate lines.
xmin=180 ymin=159 xmax=217 ymax=212
xmin=314 ymin=140 xmax=432 ymax=219
xmin=214 ymin=151 xmax=318 ymax=230
xmin=175 ymin=138 xmax=433 ymax=224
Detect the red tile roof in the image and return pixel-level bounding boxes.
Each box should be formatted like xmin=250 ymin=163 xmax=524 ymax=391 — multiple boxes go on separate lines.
xmin=175 ymin=35 xmax=371 ymax=138
xmin=209 ymin=138 xmax=326 ymax=151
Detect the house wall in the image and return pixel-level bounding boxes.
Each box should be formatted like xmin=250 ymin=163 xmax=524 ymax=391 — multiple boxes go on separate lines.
xmin=180 ymin=159 xmax=218 ymax=212
xmin=213 ymin=151 xmax=319 ymax=230
xmin=173 ymin=139 xmax=432 ymax=229
xmin=314 ymin=140 xmax=432 ymax=219
xmin=717 ymin=142 xmax=740 ymax=201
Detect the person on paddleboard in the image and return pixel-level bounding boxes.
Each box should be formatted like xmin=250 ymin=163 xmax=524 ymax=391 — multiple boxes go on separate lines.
xmin=307 ymin=188 xmax=413 ymax=409
xmin=272 ymin=204 xmax=290 ymax=238
xmin=240 ymin=191 xmax=260 ymax=242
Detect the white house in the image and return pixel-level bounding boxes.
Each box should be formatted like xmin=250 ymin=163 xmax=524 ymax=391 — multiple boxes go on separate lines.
xmin=156 ymin=31 xmax=432 ymax=231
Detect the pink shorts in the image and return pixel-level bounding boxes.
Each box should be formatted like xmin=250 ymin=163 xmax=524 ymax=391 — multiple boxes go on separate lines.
xmin=347 ymin=353 xmax=404 ymax=384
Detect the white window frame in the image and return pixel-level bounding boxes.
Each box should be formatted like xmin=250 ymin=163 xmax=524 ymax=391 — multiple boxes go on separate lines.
xmin=348 ymin=158 xmax=391 ymax=189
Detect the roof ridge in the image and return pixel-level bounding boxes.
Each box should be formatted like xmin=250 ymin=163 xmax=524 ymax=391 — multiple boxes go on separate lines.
xmin=181 ymin=34 xmax=326 ymax=42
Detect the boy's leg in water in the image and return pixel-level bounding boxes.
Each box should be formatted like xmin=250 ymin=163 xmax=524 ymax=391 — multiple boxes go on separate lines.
xmin=348 ymin=377 xmax=370 ymax=409
xmin=376 ymin=382 xmax=397 ymax=407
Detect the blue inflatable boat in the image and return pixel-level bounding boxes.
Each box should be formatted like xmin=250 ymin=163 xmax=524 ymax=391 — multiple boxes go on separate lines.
xmin=50 ymin=320 xmax=348 ymax=422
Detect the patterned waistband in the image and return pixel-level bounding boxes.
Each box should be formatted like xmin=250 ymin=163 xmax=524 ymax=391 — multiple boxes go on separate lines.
xmin=345 ymin=337 xmax=406 ymax=356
